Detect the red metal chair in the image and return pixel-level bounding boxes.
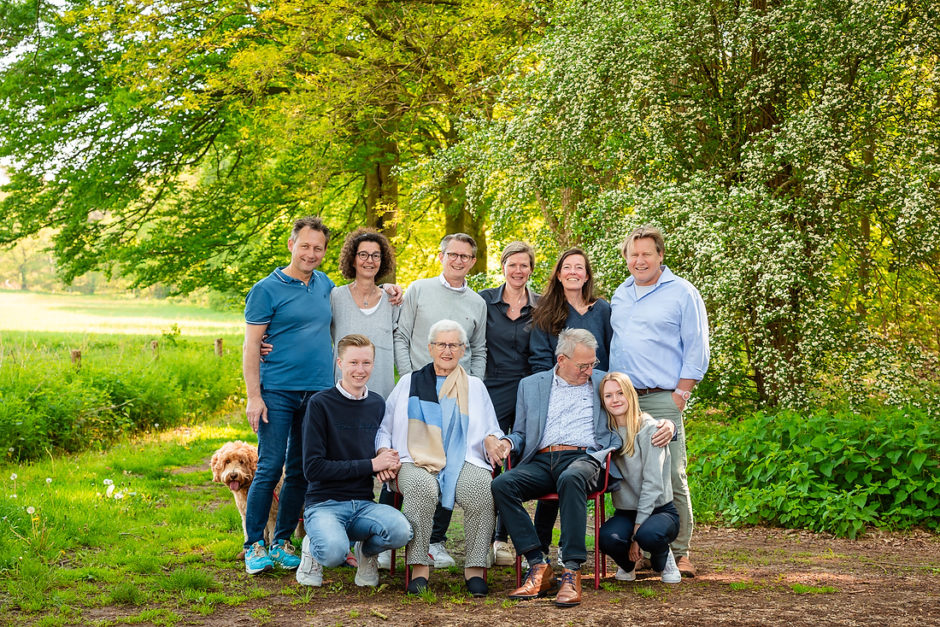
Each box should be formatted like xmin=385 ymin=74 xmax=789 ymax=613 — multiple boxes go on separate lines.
xmin=509 ymin=452 xmax=613 ymax=590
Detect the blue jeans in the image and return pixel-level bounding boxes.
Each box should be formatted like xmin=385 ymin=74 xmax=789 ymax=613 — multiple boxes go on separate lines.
xmin=244 ymin=388 xmax=315 ymax=549
xmin=303 ymin=500 xmax=413 ymax=567
xmin=598 ymin=502 xmax=680 ymax=572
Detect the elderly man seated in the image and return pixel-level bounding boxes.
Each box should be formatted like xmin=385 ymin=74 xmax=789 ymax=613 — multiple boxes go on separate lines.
xmin=490 ymin=328 xmax=675 ymax=608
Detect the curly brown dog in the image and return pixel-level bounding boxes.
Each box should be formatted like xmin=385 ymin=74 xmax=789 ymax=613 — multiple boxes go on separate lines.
xmin=211 ymin=440 xmax=286 ymax=555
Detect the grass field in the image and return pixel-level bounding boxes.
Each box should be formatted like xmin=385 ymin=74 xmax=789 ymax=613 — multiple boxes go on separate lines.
xmin=0 ymin=290 xmax=242 ymax=336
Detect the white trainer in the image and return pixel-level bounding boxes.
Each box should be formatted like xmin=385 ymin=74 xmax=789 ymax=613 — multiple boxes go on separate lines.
xmin=428 ymin=542 xmax=456 ymax=568
xmin=492 ymin=541 xmax=514 ymax=567
xmin=354 ymin=542 xmax=379 ymax=587
xmin=615 ymin=566 xmax=636 ymax=581
xmin=377 ymin=550 xmax=392 ymax=570
xmin=659 ymin=549 xmax=681 ymax=584
xmin=295 ymin=536 xmax=323 ymax=587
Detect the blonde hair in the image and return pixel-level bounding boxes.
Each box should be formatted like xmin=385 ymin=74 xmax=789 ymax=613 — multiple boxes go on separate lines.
xmin=600 ymin=372 xmax=641 ymax=457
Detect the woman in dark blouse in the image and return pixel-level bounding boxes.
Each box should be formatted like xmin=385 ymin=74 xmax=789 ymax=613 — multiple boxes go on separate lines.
xmin=478 ymin=241 xmax=538 ymax=566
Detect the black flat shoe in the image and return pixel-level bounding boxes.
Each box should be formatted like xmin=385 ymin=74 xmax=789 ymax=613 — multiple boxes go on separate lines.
xmin=407 ymin=576 xmax=429 ymax=595
xmin=465 ymin=576 xmax=488 ymax=597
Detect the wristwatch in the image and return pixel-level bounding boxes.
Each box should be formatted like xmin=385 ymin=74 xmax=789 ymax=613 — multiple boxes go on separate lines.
xmin=674 ymin=388 xmax=691 ymax=401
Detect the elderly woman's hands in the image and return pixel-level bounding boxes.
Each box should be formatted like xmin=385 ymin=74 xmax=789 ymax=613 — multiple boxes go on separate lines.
xmin=373 ymin=447 xmax=401 ymax=482
xmin=484 ymin=435 xmax=511 ymax=469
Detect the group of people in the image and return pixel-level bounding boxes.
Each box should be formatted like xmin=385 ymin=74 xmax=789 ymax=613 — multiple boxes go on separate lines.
xmin=240 ymin=216 xmax=710 ymax=607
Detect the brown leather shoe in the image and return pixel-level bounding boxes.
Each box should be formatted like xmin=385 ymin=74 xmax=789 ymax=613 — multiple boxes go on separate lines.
xmin=508 ymin=562 xmax=556 ymax=600
xmin=676 ymin=555 xmax=696 ymax=577
xmin=554 ymin=569 xmax=581 ymax=607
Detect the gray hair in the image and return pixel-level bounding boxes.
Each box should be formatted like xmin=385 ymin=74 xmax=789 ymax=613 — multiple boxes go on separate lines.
xmin=428 ymin=319 xmax=468 ymax=345
xmin=555 ymin=327 xmax=598 ymax=357
xmin=439 ymin=233 xmax=478 ymax=257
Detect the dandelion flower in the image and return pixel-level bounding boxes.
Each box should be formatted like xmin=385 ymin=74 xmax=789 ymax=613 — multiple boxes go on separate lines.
xmin=10 ymin=473 xmax=16 ymax=481
xmin=106 ymin=484 xmax=115 ymax=498
xmin=103 ymin=479 xmax=113 ymax=486
xmin=46 ymin=478 xmax=52 ymax=484
xmin=7 ymin=448 xmax=12 ymax=453
xmin=26 ymin=506 xmax=35 ymax=515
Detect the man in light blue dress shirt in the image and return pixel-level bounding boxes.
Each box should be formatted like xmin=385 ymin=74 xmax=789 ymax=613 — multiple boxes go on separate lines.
xmin=609 ymin=226 xmax=710 ymax=577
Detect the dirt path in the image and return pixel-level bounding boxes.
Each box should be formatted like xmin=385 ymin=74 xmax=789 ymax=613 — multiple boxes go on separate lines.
xmin=95 ymin=524 xmax=936 ymax=626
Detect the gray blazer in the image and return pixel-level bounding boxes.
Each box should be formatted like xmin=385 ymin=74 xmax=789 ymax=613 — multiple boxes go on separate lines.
xmin=505 ymin=369 xmax=622 ymax=470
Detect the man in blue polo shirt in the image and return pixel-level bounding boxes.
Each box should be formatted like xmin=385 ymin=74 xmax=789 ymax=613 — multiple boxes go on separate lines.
xmin=242 ymin=216 xmax=335 ymax=574
xmin=609 ymin=225 xmax=710 ymax=578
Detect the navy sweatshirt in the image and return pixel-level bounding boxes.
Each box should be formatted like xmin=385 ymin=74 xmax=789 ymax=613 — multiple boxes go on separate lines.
xmin=302 ymin=386 xmax=386 ymax=508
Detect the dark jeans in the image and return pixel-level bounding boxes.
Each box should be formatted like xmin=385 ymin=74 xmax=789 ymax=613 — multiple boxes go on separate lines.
xmin=491 ymin=450 xmax=601 ymax=567
xmin=598 ymin=502 xmax=680 ymax=572
xmin=492 ymin=465 xmax=557 ymax=545
xmin=244 ymin=388 xmax=316 ymax=549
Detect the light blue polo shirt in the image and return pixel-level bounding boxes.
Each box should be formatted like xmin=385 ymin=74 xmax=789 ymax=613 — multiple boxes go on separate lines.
xmin=245 ymin=267 xmax=335 ymax=391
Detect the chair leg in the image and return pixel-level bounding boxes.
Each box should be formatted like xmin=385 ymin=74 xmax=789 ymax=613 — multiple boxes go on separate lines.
xmin=403 ymin=546 xmax=411 ymax=591
xmin=390 ymin=548 xmax=396 ymax=577
xmin=514 ymin=554 xmax=522 ymax=588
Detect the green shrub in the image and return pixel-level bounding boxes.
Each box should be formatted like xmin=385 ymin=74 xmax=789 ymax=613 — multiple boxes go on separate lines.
xmin=688 ymin=406 xmax=939 ymax=537
xmin=0 ymin=332 xmax=242 ymax=461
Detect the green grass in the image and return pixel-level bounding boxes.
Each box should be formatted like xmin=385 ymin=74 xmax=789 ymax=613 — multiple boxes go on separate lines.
xmin=0 ymin=413 xmax=258 ymax=622
xmin=0 ymin=330 xmax=243 ymax=461
xmin=790 ymin=583 xmax=836 ymax=594
xmin=0 ymin=290 xmax=242 ymax=336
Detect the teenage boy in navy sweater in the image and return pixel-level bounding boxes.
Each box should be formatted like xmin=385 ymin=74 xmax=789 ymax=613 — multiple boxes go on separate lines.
xmin=295 ymin=334 xmax=413 ymax=587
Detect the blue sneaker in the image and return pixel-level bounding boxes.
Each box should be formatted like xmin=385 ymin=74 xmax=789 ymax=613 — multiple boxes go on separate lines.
xmin=269 ymin=539 xmax=301 ymax=570
xmin=245 ymin=541 xmax=274 ymax=575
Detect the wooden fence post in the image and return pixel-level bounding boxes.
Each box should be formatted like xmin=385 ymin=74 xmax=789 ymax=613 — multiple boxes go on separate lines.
xmin=214 ymin=338 xmax=223 ymax=357
xmin=70 ymin=349 xmax=81 ymax=368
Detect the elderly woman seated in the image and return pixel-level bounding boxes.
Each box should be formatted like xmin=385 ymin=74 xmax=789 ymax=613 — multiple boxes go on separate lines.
xmin=377 ymin=319 xmax=504 ymax=597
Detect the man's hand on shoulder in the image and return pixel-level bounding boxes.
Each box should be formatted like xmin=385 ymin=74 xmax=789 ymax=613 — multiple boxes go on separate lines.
xmin=382 ymin=284 xmax=404 ymax=306
xmin=651 ymin=419 xmax=676 ymax=448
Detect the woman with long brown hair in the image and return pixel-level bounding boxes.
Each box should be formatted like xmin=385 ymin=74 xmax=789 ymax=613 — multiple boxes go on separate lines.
xmin=529 ymin=248 xmax=613 ymax=372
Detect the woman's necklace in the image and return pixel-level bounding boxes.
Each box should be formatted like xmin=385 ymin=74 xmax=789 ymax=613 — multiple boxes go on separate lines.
xmin=354 ymin=282 xmax=378 ymax=307
xmin=505 ymin=288 xmax=527 ymax=313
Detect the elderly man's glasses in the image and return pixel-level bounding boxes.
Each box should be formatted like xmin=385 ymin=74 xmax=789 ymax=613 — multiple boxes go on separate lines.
xmin=431 ymin=342 xmax=465 ymax=352
xmin=356 ymin=251 xmax=382 ymax=261
xmin=444 ymin=252 xmax=474 ymax=262
xmin=565 ymin=356 xmax=600 ymax=372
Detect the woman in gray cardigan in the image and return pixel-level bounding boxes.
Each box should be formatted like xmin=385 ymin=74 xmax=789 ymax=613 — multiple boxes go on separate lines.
xmin=597 ymin=371 xmax=682 ymax=584
xmin=330 ymin=228 xmax=399 ymax=399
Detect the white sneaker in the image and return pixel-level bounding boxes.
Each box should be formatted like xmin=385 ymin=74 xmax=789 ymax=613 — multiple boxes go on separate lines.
xmin=354 ymin=542 xmax=379 ymax=587
xmin=492 ymin=541 xmax=514 ymax=567
xmin=428 ymin=542 xmax=456 ymax=568
xmin=659 ymin=549 xmax=681 ymax=584
xmin=377 ymin=550 xmax=392 ymax=570
xmin=615 ymin=566 xmax=636 ymax=581
xmin=295 ymin=537 xmax=323 ymax=587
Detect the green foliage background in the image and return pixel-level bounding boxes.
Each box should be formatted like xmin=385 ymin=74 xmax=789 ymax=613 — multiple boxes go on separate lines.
xmin=1 ymin=0 xmax=938 ymax=411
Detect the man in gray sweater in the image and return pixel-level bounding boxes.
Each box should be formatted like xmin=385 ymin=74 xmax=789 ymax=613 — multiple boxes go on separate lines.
xmin=394 ymin=233 xmax=487 ymax=379
xmin=391 ymin=232 xmax=487 ymax=567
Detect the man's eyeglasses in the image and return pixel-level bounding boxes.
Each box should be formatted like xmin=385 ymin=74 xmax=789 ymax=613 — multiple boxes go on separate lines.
xmin=356 ymin=251 xmax=383 ymax=261
xmin=565 ymin=356 xmax=600 ymax=372
xmin=444 ymin=252 xmax=474 ymax=262
xmin=431 ymin=342 xmax=465 ymax=352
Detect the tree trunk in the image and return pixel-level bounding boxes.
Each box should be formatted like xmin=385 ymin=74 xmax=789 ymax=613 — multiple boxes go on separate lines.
xmin=363 ymin=139 xmax=400 ymax=281
xmin=442 ymin=173 xmax=487 ymax=274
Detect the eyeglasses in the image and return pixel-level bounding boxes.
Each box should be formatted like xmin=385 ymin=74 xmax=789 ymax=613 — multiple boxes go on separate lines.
xmin=564 ymin=356 xmax=600 ymax=372
xmin=431 ymin=342 xmax=465 ymax=352
xmin=356 ymin=251 xmax=382 ymax=261
xmin=444 ymin=252 xmax=475 ymax=263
